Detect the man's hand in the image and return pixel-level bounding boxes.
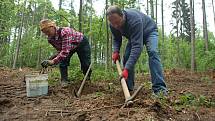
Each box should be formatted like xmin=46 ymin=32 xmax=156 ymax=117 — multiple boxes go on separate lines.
xmin=112 ymin=51 xmax=120 ymax=63
xmin=122 ymin=68 xmax=128 ymax=80
xmin=41 ymin=60 xmax=54 ymax=68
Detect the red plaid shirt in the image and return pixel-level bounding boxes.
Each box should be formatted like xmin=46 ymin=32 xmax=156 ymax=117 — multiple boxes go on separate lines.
xmin=48 ymin=27 xmax=83 ymax=64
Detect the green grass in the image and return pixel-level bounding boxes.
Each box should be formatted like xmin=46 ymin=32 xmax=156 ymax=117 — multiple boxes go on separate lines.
xmin=173 ymin=93 xmax=215 ymax=109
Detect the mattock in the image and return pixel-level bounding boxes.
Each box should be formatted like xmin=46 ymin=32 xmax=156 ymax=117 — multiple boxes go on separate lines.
xmin=115 ymin=60 xmax=143 ymax=106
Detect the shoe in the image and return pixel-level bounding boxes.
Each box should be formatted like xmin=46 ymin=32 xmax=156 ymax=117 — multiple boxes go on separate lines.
xmin=152 ymin=90 xmax=168 ymax=99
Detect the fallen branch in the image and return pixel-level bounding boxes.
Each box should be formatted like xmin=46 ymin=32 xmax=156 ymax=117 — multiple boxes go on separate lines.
xmin=47 ymin=103 xmax=124 ymax=114
xmin=195 ymin=112 xmax=200 ymax=121
xmin=35 ymin=99 xmax=140 ymax=117
xmin=35 ymin=103 xmax=124 ymax=117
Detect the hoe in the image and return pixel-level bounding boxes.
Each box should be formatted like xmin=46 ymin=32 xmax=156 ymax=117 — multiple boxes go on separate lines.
xmin=115 ymin=60 xmax=143 ymax=106
xmin=74 ymin=63 xmax=92 ymax=98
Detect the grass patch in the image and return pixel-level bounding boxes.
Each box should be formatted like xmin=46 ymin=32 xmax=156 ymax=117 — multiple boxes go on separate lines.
xmin=174 ymin=93 xmax=215 ymax=110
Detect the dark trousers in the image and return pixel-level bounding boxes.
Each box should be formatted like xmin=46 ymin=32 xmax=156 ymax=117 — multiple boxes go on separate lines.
xmin=59 ymin=36 xmax=92 ymax=81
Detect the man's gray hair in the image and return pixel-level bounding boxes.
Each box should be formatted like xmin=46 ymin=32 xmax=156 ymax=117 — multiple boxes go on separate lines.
xmin=106 ymin=5 xmax=123 ymax=16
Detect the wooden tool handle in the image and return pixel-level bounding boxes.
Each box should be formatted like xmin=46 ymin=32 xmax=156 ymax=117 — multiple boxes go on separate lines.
xmin=76 ymin=63 xmax=92 ymax=97
xmin=115 ymin=60 xmax=131 ymax=100
xmin=116 ymin=60 xmax=122 ymax=75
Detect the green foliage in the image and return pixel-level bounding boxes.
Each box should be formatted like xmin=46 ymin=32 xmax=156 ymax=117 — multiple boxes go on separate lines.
xmin=143 ymin=81 xmax=152 ymax=90
xmin=0 ymin=0 xmax=16 ymax=41
xmin=171 ymin=0 xmax=191 ymax=41
xmin=157 ymin=33 xmax=215 ymax=71
xmin=68 ymin=61 xmax=84 ymax=81
xmin=175 ymin=93 xmax=215 ymax=108
xmin=196 ymin=40 xmax=215 ymax=71
xmin=95 ymin=92 xmax=104 ymax=97
xmin=47 ymin=54 xmax=118 ymax=85
xmin=161 ymin=37 xmax=178 ymax=69
xmin=0 ymin=43 xmax=11 ymax=66
xmin=200 ymin=76 xmax=213 ymax=86
xmin=115 ymin=0 xmax=138 ymax=8
xmin=178 ymin=93 xmax=196 ymax=106
xmin=159 ymin=36 xmax=191 ymax=69
xmin=54 ymin=9 xmax=72 ymax=27
xmin=47 ymin=64 xmax=119 ymax=85
xmin=179 ymin=40 xmax=191 ymax=68
xmin=48 ymin=69 xmax=60 ymax=86
xmin=135 ymin=49 xmax=148 ymax=73
xmin=0 ymin=0 xmax=214 ymax=73
xmin=91 ymin=65 xmax=118 ymax=81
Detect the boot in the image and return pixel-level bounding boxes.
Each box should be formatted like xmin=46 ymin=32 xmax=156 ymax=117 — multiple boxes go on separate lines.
xmin=59 ymin=66 xmax=69 ymax=86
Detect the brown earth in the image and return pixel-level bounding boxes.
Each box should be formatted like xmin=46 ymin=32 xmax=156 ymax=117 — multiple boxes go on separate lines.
xmin=0 ymin=67 xmax=215 ymax=121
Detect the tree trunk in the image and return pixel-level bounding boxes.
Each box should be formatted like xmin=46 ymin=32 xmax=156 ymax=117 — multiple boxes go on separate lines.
xmin=190 ymin=0 xmax=196 ymax=71
xmin=176 ymin=0 xmax=180 ymax=67
xmin=146 ymin=0 xmax=149 ymax=15
xmin=89 ymin=0 xmax=92 ymax=45
xmin=161 ymin=0 xmax=165 ymax=65
xmin=212 ymin=0 xmax=215 ymax=27
xmin=110 ymin=0 xmax=113 ymax=66
xmin=31 ymin=2 xmax=36 ymax=26
xmin=36 ymin=0 xmax=47 ymax=69
xmin=98 ymin=10 xmax=105 ymax=64
xmin=79 ymin=0 xmax=83 ymax=32
xmin=105 ymin=0 xmax=110 ymax=69
xmin=202 ymin=0 xmax=209 ymax=51
xmin=161 ymin=0 xmax=164 ymax=43
xmin=111 ymin=0 xmax=113 ymax=5
xmin=150 ymin=0 xmax=154 ymax=19
xmin=82 ymin=0 xmax=87 ymax=34
xmin=70 ymin=0 xmax=75 ymax=28
xmin=12 ymin=0 xmax=27 ymax=69
xmin=59 ymin=0 xmax=63 ymax=10
xmin=155 ymin=0 xmax=157 ymax=24
xmin=94 ymin=39 xmax=97 ymax=64
xmin=11 ymin=27 xmax=17 ymax=67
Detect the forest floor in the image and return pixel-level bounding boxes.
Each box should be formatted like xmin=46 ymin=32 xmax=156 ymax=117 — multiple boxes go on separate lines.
xmin=0 ymin=67 xmax=215 ymax=121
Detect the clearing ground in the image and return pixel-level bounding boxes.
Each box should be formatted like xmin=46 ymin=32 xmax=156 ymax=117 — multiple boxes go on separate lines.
xmin=0 ymin=68 xmax=215 ymax=121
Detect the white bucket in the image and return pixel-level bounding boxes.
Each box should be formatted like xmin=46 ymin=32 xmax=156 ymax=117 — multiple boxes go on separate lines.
xmin=25 ymin=73 xmax=48 ymax=97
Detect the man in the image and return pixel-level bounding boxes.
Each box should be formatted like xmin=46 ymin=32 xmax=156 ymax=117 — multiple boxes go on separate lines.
xmin=39 ymin=19 xmax=92 ymax=86
xmin=107 ymin=6 xmax=167 ymax=95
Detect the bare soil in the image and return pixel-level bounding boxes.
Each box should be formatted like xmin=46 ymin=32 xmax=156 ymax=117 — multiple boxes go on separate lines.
xmin=0 ymin=67 xmax=215 ymax=121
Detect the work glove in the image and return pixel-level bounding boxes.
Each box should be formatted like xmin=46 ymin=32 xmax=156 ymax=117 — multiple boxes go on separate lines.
xmin=121 ymin=68 xmax=128 ymax=80
xmin=112 ymin=51 xmax=120 ymax=63
xmin=41 ymin=60 xmax=53 ymax=68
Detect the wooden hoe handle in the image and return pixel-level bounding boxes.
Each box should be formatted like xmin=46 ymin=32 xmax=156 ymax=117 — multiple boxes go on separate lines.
xmin=115 ymin=60 xmax=131 ymax=100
